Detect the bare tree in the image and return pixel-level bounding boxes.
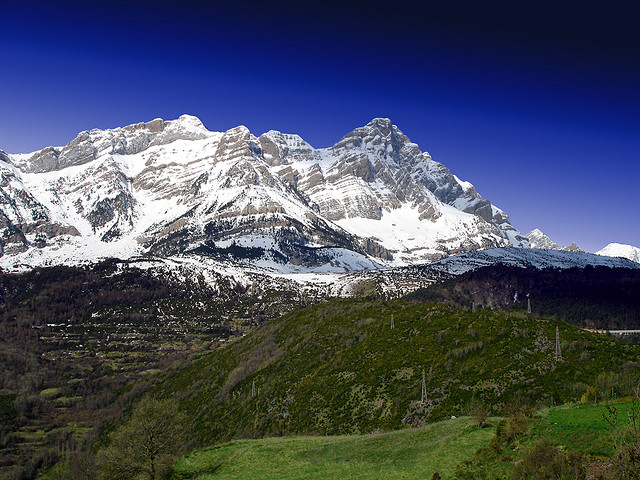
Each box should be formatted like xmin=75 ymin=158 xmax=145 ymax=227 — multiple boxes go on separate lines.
xmin=602 ymin=384 xmax=640 ymax=479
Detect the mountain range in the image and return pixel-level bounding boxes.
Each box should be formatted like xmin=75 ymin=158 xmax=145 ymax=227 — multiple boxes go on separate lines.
xmin=0 ymin=116 xmax=636 ymax=273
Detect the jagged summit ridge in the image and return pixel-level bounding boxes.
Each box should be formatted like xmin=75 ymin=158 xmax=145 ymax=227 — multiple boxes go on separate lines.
xmin=10 ymin=115 xmax=211 ymax=174
xmin=1 ymin=115 xmax=528 ymax=271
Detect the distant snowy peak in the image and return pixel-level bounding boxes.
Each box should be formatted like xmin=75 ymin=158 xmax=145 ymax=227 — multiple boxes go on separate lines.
xmin=1 ymin=115 xmax=529 ymax=271
xmin=596 ymin=243 xmax=640 ymax=263
xmin=525 ymin=229 xmax=582 ymax=252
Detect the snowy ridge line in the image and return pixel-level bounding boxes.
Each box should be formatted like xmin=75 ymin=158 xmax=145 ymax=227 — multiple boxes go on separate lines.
xmin=427 ymin=247 xmax=640 ymax=275
xmin=2 ymin=247 xmax=636 ymax=314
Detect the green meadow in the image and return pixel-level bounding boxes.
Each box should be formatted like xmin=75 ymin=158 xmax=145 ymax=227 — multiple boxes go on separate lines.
xmin=174 ymin=417 xmax=495 ymax=480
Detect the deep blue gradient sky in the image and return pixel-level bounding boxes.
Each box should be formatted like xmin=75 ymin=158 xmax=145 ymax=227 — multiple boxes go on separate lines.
xmin=1 ymin=1 xmax=638 ymax=252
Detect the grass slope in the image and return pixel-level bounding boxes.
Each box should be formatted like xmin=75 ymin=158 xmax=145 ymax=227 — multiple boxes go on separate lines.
xmin=174 ymin=417 xmax=494 ymax=480
xmin=455 ymin=399 xmax=637 ymax=478
xmin=157 ymin=298 xmax=640 ymax=448
xmin=530 ymin=400 xmax=633 ymax=457
xmin=174 ymin=400 xmax=637 ymax=480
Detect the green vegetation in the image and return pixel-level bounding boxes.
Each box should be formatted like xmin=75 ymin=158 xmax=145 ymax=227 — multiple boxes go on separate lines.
xmin=3 ymin=262 xmax=640 ymax=478
xmin=0 ymin=260 xmax=322 ymax=478
xmin=172 ymin=398 xmax=640 ymax=479
xmin=455 ymin=399 xmax=640 ymax=479
xmin=0 ymin=393 xmax=17 ymax=429
xmin=531 ymin=401 xmax=631 ymax=457
xmin=173 ymin=417 xmax=494 ymax=480
xmin=95 ymin=398 xmax=187 ymax=480
xmin=156 ymin=298 xmax=640 ymax=448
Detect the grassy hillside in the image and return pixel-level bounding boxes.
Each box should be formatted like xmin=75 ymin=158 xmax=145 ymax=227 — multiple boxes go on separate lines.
xmin=456 ymin=399 xmax=638 ymax=479
xmin=173 ymin=416 xmax=495 ymax=480
xmin=156 ymin=298 xmax=640 ymax=448
xmin=174 ymin=401 xmax=635 ymax=480
xmin=530 ymin=400 xmax=634 ymax=457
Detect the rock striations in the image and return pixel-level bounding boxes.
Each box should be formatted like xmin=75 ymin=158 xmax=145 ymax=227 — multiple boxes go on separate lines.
xmin=1 ymin=116 xmax=529 ymax=271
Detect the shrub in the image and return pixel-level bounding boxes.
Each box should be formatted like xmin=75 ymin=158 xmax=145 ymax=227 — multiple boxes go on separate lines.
xmin=469 ymin=404 xmax=490 ymax=428
xmin=511 ymin=438 xmax=585 ymax=480
xmin=602 ymin=388 xmax=640 ymax=479
xmin=504 ymin=415 xmax=530 ymax=443
xmin=580 ymin=386 xmax=596 ymax=404
xmin=95 ymin=397 xmax=187 ymax=480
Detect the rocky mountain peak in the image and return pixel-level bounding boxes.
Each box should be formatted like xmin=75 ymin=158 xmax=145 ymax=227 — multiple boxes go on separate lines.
xmin=526 ymin=229 xmax=560 ymax=249
xmin=257 ymin=131 xmax=318 ymax=167
xmin=526 ymin=229 xmax=582 ymax=252
xmin=170 ymin=114 xmax=207 ymax=130
xmin=364 ymin=117 xmax=394 ymax=134
xmin=560 ymin=243 xmax=583 ymax=252
xmin=13 ymin=115 xmax=213 ymax=174
xmin=1 ymin=115 xmax=532 ymax=271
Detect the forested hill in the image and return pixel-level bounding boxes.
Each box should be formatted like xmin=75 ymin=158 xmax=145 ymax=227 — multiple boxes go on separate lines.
xmin=405 ymin=265 xmax=640 ymax=330
xmin=154 ymin=298 xmax=640 ymax=448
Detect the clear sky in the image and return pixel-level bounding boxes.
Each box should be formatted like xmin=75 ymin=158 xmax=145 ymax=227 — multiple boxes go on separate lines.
xmin=1 ymin=1 xmax=638 ymax=253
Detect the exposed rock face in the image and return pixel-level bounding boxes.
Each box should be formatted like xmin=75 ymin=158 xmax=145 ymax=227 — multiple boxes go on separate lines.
xmin=526 ymin=229 xmax=560 ymax=249
xmin=0 ymin=116 xmax=528 ymax=270
xmin=262 ymin=119 xmax=514 ymax=229
xmin=526 ymin=229 xmax=582 ymax=252
xmin=13 ymin=115 xmax=211 ymax=173
xmin=560 ymin=243 xmax=583 ymax=252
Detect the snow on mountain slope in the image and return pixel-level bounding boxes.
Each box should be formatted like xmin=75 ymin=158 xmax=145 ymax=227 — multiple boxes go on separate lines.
xmin=596 ymin=243 xmax=640 ymax=263
xmin=1 ymin=116 xmax=530 ymax=271
xmin=427 ymin=246 xmax=640 ymax=275
xmin=263 ymin=118 xmax=528 ymax=262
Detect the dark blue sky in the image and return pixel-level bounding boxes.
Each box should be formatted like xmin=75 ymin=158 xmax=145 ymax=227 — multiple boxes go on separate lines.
xmin=1 ymin=1 xmax=638 ymax=252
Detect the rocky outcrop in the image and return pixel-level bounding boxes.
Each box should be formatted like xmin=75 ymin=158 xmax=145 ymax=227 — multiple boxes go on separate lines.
xmin=560 ymin=243 xmax=583 ymax=252
xmin=526 ymin=229 xmax=560 ymax=249
xmin=526 ymin=229 xmax=582 ymax=252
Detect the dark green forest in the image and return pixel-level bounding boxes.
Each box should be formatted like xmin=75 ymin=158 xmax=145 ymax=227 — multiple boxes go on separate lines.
xmin=407 ymin=265 xmax=640 ymax=330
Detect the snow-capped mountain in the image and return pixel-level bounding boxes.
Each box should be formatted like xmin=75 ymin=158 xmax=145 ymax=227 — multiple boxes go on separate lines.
xmin=525 ymin=229 xmax=582 ymax=252
xmin=1 ymin=116 xmax=529 ymax=271
xmin=596 ymin=243 xmax=640 ymax=263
